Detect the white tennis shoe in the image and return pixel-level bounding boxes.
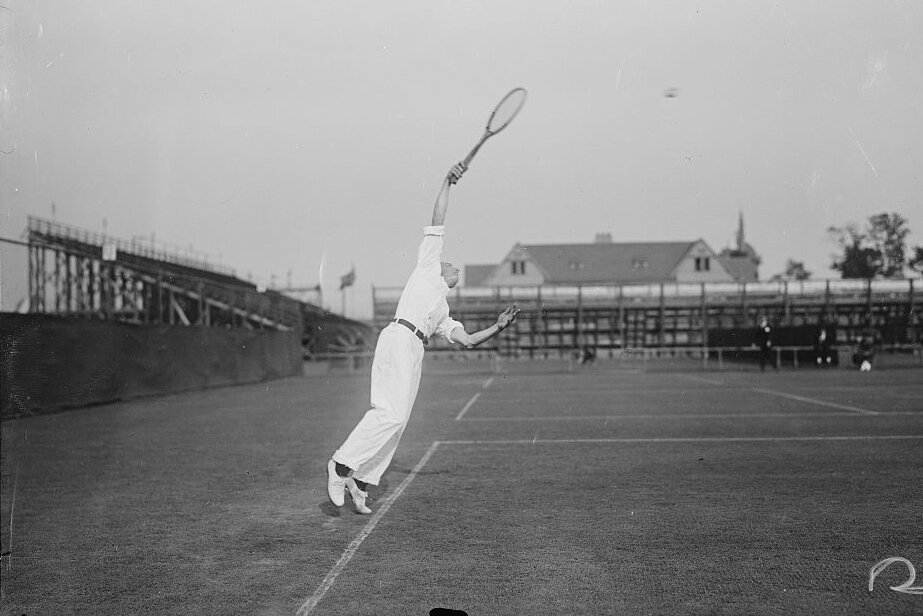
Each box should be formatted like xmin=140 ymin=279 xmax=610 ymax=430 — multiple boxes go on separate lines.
xmin=326 ymin=459 xmax=346 ymax=507
xmin=346 ymin=477 xmax=372 ymax=515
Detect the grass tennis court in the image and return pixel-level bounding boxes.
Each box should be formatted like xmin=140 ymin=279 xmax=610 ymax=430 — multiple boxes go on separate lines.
xmin=2 ymin=358 xmax=921 ymax=615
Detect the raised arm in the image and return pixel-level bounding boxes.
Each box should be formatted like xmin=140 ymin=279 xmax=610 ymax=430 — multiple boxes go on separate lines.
xmin=432 ymin=163 xmax=467 ymax=226
xmin=451 ymin=305 xmax=521 ymax=349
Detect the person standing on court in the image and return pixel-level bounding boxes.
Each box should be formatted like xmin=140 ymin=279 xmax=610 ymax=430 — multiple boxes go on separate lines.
xmin=326 ymin=162 xmax=520 ymax=514
xmin=755 ymin=315 xmax=774 ymax=371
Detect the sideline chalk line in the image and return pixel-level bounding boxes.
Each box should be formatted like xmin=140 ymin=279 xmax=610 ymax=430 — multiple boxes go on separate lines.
xmin=296 ymin=440 xmax=441 ymax=616
xmin=752 ymin=387 xmax=879 ymax=415
xmin=455 ymin=375 xmax=492 ymax=421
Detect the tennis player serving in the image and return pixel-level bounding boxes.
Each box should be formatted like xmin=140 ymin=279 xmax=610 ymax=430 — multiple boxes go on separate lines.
xmin=325 ymin=161 xmax=520 ymax=514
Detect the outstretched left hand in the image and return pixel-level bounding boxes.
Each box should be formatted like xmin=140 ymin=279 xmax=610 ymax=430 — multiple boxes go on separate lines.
xmin=497 ymin=305 xmax=521 ymax=329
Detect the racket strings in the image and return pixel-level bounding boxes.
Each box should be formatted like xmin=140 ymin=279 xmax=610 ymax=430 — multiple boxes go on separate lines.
xmin=486 ymin=88 xmax=527 ymax=134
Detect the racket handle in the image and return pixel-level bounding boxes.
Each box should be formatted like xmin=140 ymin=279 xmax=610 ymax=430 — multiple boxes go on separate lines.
xmin=461 ymin=132 xmax=490 ymax=168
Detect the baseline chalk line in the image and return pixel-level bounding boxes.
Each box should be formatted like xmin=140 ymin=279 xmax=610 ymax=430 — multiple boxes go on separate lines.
xmin=438 ymin=435 xmax=923 ymax=446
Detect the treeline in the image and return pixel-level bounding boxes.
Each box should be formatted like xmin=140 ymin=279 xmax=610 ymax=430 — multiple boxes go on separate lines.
xmin=773 ymin=212 xmax=922 ymax=281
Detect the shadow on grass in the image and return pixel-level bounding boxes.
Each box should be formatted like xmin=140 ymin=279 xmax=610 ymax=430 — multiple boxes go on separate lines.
xmin=318 ymin=501 xmax=343 ymax=517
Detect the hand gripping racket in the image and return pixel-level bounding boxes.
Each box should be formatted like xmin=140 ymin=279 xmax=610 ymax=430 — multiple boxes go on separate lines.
xmin=460 ymin=87 xmax=528 ymax=170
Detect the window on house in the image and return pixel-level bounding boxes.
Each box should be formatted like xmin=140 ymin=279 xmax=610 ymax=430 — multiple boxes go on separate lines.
xmin=631 ymin=257 xmax=648 ymax=271
xmin=568 ymin=260 xmax=585 ymax=271
xmin=510 ymin=261 xmax=526 ymax=275
xmin=695 ymin=257 xmax=710 ymax=272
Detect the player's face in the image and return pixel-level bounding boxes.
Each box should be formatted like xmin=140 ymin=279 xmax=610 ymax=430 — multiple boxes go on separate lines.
xmin=441 ymin=262 xmax=460 ymax=288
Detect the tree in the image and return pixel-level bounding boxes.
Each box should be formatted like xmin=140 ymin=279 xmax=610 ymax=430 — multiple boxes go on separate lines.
xmin=770 ymin=259 xmax=812 ymax=282
xmin=828 ymin=212 xmax=911 ymax=279
xmin=910 ymin=246 xmax=923 ymax=277
xmin=867 ymin=213 xmax=910 ymax=278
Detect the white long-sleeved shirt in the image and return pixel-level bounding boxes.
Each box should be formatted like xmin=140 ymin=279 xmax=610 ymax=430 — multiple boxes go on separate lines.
xmin=393 ymin=225 xmax=462 ymax=343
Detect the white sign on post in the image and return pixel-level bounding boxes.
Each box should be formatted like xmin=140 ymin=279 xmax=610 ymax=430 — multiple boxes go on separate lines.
xmin=103 ymin=243 xmax=117 ymax=261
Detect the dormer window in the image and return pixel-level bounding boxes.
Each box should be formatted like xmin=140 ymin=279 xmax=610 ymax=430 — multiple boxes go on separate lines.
xmin=631 ymin=257 xmax=648 ymax=271
xmin=568 ymin=260 xmax=585 ymax=270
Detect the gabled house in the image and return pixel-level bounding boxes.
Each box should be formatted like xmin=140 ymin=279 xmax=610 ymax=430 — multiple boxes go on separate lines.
xmin=465 ymin=235 xmax=740 ymax=287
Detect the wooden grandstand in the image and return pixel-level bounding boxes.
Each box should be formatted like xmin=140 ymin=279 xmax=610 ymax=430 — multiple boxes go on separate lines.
xmin=23 ymin=216 xmax=374 ymax=353
xmin=25 ymin=216 xmax=301 ymax=331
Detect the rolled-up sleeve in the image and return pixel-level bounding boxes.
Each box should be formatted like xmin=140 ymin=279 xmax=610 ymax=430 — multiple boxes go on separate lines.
xmin=434 ymin=316 xmax=464 ymax=344
xmin=417 ymin=226 xmax=445 ymax=268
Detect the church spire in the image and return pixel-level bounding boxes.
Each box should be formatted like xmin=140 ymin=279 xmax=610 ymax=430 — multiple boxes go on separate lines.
xmin=736 ymin=211 xmax=745 ymax=251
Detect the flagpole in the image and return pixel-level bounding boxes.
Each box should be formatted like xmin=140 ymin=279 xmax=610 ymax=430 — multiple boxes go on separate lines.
xmin=339 ymin=265 xmax=355 ymax=317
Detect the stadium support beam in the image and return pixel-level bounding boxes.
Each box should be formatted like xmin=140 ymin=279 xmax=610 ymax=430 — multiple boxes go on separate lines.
xmin=157 ymin=281 xmax=291 ymax=331
xmin=170 ymin=294 xmax=190 ymax=326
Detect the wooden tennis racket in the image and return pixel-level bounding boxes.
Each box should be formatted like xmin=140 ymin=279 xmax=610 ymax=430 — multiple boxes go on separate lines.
xmin=460 ymin=87 xmax=528 ymax=170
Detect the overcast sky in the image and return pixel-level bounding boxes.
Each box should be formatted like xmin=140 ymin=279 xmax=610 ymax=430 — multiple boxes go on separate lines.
xmin=2 ymin=0 xmax=921 ymax=318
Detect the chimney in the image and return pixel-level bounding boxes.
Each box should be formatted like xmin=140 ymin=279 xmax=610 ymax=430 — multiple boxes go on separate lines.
xmin=594 ymin=232 xmax=612 ymax=243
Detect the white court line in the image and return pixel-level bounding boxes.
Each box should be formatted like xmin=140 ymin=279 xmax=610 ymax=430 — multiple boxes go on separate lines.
xmin=455 ymin=392 xmax=481 ymax=421
xmin=295 ymin=430 xmax=922 ymax=613
xmin=459 ymin=410 xmax=919 ymax=422
xmin=296 ymin=441 xmax=441 ymax=616
xmin=440 ymin=435 xmax=923 ymax=446
xmin=676 ymin=374 xmax=725 ymax=386
xmin=752 ymin=387 xmax=879 ymax=415
xmin=454 ymin=375 xmax=492 ymax=421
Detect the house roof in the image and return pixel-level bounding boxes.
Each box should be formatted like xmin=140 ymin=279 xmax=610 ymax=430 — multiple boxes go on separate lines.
xmin=464 ymin=264 xmax=496 ymax=286
xmin=516 ymin=241 xmax=700 ymax=284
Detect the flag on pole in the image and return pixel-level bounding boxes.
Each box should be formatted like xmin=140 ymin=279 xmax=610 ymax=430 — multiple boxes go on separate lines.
xmin=339 ymin=267 xmax=356 ymax=290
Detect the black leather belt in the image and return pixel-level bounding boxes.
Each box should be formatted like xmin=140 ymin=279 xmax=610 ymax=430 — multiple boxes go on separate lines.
xmin=393 ymin=318 xmax=428 ymax=344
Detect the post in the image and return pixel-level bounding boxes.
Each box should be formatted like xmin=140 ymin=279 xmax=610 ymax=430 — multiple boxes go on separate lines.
xmin=198 ymin=281 xmax=205 ymax=325
xmin=907 ymin=278 xmax=917 ymax=344
xmin=537 ymin=286 xmax=546 ymax=358
xmin=28 ymin=244 xmax=37 ymax=312
xmin=155 ymin=272 xmax=163 ymax=324
xmin=495 ymin=286 xmax=502 ymax=355
xmin=783 ymin=280 xmax=790 ymax=325
xmin=576 ymin=284 xmax=583 ymax=354
xmin=659 ymin=283 xmax=665 ymax=347
xmin=701 ymin=283 xmax=708 ymax=368
xmin=618 ymin=285 xmax=625 ymax=350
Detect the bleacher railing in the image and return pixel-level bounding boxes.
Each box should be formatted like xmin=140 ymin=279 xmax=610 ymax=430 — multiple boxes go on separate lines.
xmin=374 ymin=278 xmax=919 ymax=309
xmin=27 ymin=216 xmax=238 ymax=279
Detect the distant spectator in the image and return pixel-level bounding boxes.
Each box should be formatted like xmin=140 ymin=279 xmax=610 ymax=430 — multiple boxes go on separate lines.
xmin=814 ymin=326 xmax=833 ymax=367
xmin=755 ymin=316 xmax=774 ymax=371
xmin=579 ymin=345 xmax=597 ymax=365
xmin=852 ymin=330 xmax=877 ymax=372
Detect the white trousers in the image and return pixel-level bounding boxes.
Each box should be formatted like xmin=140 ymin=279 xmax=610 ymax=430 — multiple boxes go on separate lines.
xmin=332 ymin=324 xmax=424 ymax=485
